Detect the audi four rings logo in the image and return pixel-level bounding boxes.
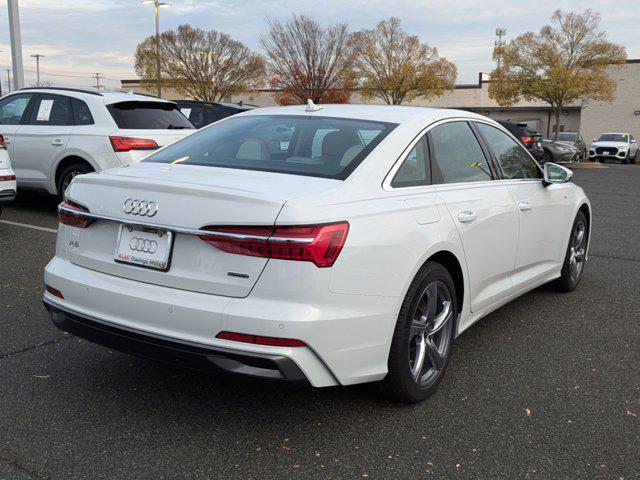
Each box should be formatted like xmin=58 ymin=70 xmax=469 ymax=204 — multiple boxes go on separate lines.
xmin=123 ymin=199 xmax=159 ymax=217
xmin=129 ymin=238 xmax=158 ymax=254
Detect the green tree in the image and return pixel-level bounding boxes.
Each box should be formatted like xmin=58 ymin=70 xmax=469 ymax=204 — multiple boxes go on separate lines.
xmin=489 ymin=10 xmax=626 ymax=136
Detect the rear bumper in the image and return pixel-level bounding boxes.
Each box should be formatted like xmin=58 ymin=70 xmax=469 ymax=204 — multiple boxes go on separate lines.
xmin=44 ymin=300 xmax=309 ymax=384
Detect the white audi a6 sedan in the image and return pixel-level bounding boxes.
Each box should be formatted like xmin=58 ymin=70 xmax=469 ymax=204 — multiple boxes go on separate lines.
xmin=43 ymin=104 xmax=591 ymax=403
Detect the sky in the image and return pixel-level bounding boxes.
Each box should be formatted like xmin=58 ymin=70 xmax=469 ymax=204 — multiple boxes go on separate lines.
xmin=0 ymin=0 xmax=638 ymax=92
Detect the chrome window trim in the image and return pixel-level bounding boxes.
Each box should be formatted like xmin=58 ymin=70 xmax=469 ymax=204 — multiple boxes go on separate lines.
xmin=58 ymin=204 xmax=314 ymax=244
xmin=382 ymin=116 xmax=543 ymax=191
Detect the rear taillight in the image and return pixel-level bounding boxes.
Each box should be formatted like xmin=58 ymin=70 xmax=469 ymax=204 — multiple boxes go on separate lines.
xmin=521 ymin=136 xmax=534 ymax=143
xmin=58 ymin=200 xmax=92 ymax=228
xmin=216 ymin=331 xmax=306 ymax=347
xmin=109 ymin=136 xmax=159 ymax=152
xmin=0 ymin=174 xmax=16 ymax=181
xmin=0 ymin=134 xmax=7 ymax=150
xmin=199 ymin=221 xmax=349 ymax=268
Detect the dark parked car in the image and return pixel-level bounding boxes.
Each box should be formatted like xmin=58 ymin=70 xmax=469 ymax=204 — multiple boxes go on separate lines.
xmin=174 ymin=100 xmax=258 ymax=129
xmin=552 ymin=132 xmax=586 ymax=159
xmin=541 ymin=139 xmax=579 ymax=164
xmin=496 ymin=120 xmax=544 ymax=161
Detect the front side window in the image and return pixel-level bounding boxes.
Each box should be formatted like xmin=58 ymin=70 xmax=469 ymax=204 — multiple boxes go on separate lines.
xmin=430 ymin=122 xmax=493 ymax=184
xmin=28 ymin=94 xmax=73 ymax=126
xmin=391 ymin=136 xmax=429 ymax=188
xmin=0 ymin=94 xmax=33 ymax=125
xmin=144 ymin=115 xmax=396 ymax=180
xmin=108 ymin=101 xmax=194 ymax=130
xmin=476 ymin=123 xmax=541 ymax=179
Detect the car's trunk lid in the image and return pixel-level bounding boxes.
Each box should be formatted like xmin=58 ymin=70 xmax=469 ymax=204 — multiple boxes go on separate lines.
xmin=64 ymin=162 xmax=341 ymax=297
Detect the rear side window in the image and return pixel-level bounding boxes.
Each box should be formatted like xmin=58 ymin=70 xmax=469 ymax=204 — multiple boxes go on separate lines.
xmin=72 ymin=99 xmax=94 ymax=125
xmin=108 ymin=101 xmax=194 ymax=130
xmin=476 ymin=123 xmax=541 ymax=179
xmin=430 ymin=122 xmax=493 ymax=184
xmin=144 ymin=115 xmax=396 ymax=180
xmin=0 ymin=93 xmax=32 ymax=125
xmin=28 ymin=94 xmax=73 ymax=126
xmin=391 ymin=136 xmax=430 ymax=188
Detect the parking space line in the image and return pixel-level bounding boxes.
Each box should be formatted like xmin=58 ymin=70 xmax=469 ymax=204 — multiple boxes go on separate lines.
xmin=0 ymin=220 xmax=58 ymax=234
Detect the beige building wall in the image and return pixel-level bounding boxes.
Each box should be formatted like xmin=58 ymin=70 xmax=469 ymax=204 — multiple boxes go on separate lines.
xmin=579 ymin=61 xmax=640 ymax=143
xmin=121 ymin=60 xmax=639 ymax=141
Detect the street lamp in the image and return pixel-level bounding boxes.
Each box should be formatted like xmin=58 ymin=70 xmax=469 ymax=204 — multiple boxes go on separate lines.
xmin=30 ymin=54 xmax=45 ymax=86
xmin=142 ymin=0 xmax=170 ymax=98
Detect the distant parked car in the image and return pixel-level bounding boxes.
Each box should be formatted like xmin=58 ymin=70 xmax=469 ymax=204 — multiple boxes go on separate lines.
xmin=541 ymin=139 xmax=579 ymax=164
xmin=589 ymin=133 xmax=638 ymax=164
xmin=495 ymin=120 xmax=544 ymax=161
xmin=553 ymin=132 xmax=586 ymax=160
xmin=174 ymin=100 xmax=258 ymax=129
xmin=0 ymin=87 xmax=195 ymax=200
xmin=0 ymin=134 xmax=16 ymax=216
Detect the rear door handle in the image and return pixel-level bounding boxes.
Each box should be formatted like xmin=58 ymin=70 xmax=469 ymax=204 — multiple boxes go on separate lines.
xmin=51 ymin=139 xmax=64 ymax=146
xmin=4 ymin=137 xmax=11 ymax=144
xmin=458 ymin=211 xmax=477 ymax=223
xmin=518 ymin=201 xmax=533 ymax=211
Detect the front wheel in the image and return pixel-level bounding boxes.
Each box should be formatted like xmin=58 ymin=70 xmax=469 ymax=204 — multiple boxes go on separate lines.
xmin=369 ymin=262 xmax=456 ymax=403
xmin=550 ymin=211 xmax=588 ymax=292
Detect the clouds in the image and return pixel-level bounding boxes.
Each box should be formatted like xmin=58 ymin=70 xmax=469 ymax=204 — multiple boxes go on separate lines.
xmin=0 ymin=0 xmax=637 ymax=91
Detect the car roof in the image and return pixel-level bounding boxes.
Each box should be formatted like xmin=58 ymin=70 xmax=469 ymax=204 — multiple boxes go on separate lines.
xmin=601 ymin=132 xmax=629 ymax=135
xmin=16 ymin=87 xmax=174 ymax=106
xmin=239 ymin=103 xmax=486 ymax=125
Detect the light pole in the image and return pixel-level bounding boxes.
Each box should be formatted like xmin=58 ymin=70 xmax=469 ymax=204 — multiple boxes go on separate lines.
xmin=142 ymin=0 xmax=170 ymax=98
xmin=6 ymin=69 xmax=12 ymax=92
xmin=7 ymin=0 xmax=25 ymax=90
xmin=30 ymin=54 xmax=45 ymax=86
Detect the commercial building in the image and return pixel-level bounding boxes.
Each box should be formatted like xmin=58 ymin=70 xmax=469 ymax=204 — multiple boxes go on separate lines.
xmin=121 ymin=59 xmax=640 ymax=142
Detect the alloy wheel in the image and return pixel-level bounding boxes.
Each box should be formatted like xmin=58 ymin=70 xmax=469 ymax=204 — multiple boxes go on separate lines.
xmin=408 ymin=280 xmax=454 ymax=387
xmin=569 ymin=220 xmax=587 ymax=282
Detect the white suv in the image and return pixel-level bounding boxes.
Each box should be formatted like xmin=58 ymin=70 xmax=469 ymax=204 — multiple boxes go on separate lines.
xmin=0 ymin=87 xmax=195 ymax=199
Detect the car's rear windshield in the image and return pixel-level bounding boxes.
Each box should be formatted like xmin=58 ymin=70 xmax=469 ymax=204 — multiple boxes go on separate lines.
xmin=108 ymin=101 xmax=194 ymax=130
xmin=557 ymin=133 xmax=577 ymax=141
xmin=598 ymin=133 xmax=628 ymax=142
xmin=143 ymin=115 xmax=397 ymax=180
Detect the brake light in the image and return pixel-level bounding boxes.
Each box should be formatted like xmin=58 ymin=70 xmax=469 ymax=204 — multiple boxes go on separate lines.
xmin=109 ymin=136 xmax=159 ymax=152
xmin=199 ymin=221 xmax=349 ymax=268
xmin=216 ymin=331 xmax=306 ymax=347
xmin=521 ymin=136 xmax=534 ymax=143
xmin=0 ymin=174 xmax=16 ymax=181
xmin=0 ymin=134 xmax=6 ymax=150
xmin=58 ymin=200 xmax=92 ymax=228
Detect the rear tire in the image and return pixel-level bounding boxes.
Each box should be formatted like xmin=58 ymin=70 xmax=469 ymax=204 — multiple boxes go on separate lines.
xmin=542 ymin=150 xmax=552 ymax=164
xmin=369 ymin=261 xmax=456 ymax=404
xmin=57 ymin=162 xmax=93 ymax=201
xmin=632 ymin=150 xmax=638 ymax=164
xmin=549 ymin=211 xmax=588 ymax=292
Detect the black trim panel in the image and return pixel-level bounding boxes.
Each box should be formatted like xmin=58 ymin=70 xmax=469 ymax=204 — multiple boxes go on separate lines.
xmin=43 ymin=300 xmax=309 ymax=384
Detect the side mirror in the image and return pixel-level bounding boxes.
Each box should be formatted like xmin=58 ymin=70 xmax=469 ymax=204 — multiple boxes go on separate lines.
xmin=543 ymin=162 xmax=573 ymax=187
xmin=592 ymin=139 xmax=597 ymax=143
xmin=632 ymin=139 xmax=637 ymax=144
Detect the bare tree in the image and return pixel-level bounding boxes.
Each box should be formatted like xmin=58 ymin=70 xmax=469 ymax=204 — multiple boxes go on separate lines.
xmin=489 ymin=10 xmax=626 ymax=136
xmin=135 ymin=24 xmax=265 ymax=101
xmin=350 ymin=18 xmax=457 ymax=104
xmin=261 ymin=14 xmax=354 ymax=105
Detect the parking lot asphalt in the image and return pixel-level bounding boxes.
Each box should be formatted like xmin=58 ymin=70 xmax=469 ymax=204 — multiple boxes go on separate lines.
xmin=1 ymin=164 xmax=639 ymax=480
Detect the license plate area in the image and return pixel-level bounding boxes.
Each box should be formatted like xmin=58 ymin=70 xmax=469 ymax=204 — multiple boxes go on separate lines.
xmin=115 ymin=224 xmax=174 ymax=271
